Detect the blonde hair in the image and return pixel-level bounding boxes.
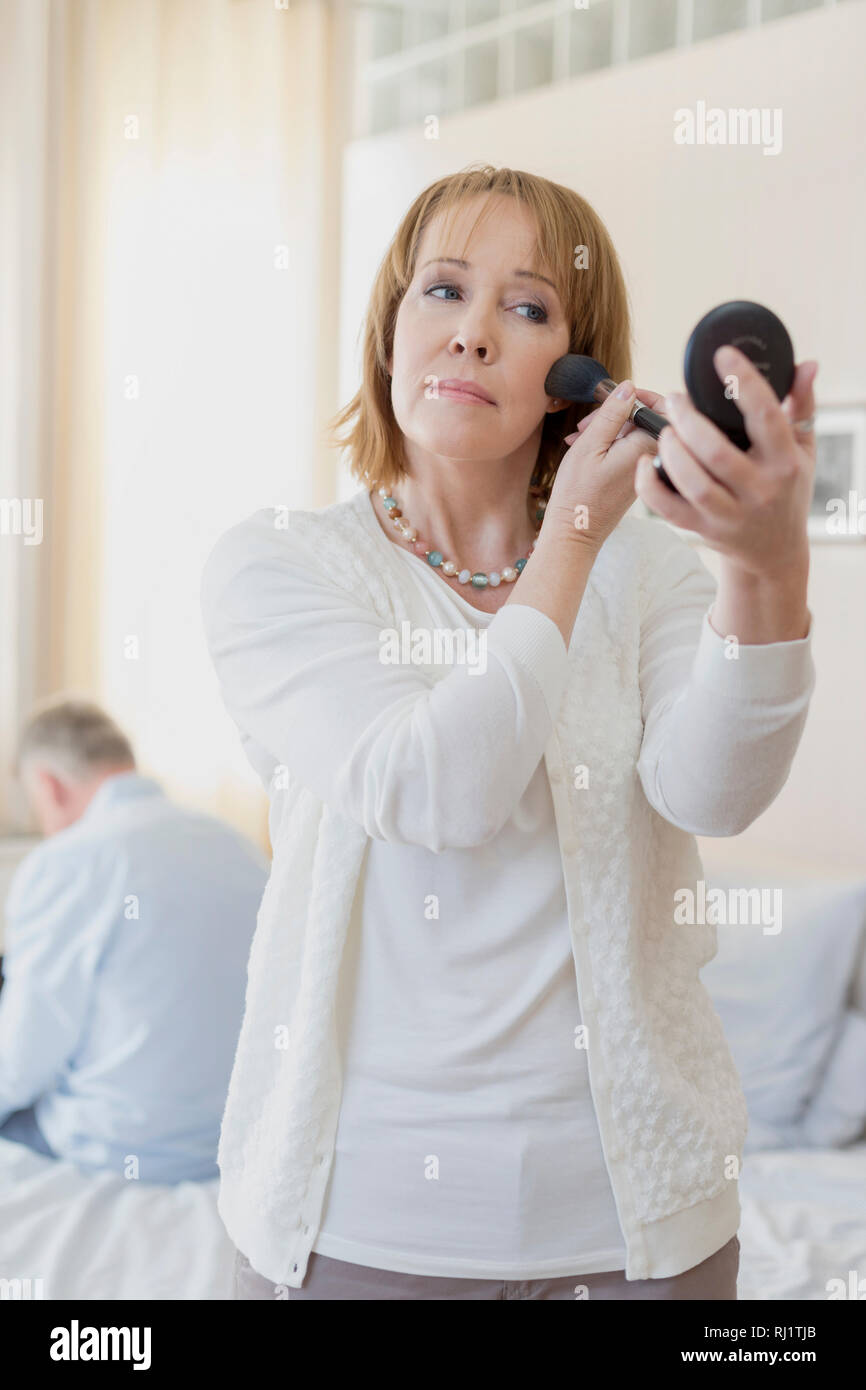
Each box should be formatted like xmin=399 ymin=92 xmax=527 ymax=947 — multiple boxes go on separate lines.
xmin=327 ymin=163 xmax=634 ymax=499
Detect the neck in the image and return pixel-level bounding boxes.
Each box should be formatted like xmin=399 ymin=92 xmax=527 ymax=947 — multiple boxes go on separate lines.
xmin=378 ymin=465 xmax=541 ymax=569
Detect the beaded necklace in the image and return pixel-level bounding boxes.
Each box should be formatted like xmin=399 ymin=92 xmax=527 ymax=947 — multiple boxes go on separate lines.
xmin=369 ymin=482 xmax=548 ymax=591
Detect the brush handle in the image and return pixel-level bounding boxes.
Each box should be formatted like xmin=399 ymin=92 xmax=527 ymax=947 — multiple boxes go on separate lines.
xmin=631 ymin=404 xmax=678 ymax=494
xmin=631 ymin=404 xmax=668 ymax=440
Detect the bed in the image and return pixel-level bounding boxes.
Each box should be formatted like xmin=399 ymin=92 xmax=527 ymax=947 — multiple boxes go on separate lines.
xmin=736 ymin=1142 xmax=866 ymax=1300
xmin=0 ymin=1137 xmax=234 ymax=1300
xmin=1 ymin=868 xmax=864 ymax=1301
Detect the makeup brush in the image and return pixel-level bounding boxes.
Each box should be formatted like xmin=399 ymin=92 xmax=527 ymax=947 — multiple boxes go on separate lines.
xmin=545 ymin=354 xmax=678 ymax=493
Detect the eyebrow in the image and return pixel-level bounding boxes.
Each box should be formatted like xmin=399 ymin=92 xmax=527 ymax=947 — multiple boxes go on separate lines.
xmin=419 ymin=257 xmax=559 ymax=295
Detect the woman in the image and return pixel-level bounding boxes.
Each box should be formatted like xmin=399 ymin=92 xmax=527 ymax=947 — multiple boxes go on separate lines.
xmin=200 ymin=165 xmax=817 ymax=1301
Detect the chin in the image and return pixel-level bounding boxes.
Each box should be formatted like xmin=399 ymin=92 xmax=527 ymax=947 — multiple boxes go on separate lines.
xmin=416 ymin=422 xmax=506 ymax=451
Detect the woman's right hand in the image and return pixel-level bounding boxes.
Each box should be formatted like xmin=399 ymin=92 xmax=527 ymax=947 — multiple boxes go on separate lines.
xmin=543 ymin=381 xmax=664 ymax=550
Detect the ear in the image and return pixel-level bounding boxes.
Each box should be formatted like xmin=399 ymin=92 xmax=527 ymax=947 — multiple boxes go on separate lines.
xmin=50 ymin=771 xmax=70 ymax=805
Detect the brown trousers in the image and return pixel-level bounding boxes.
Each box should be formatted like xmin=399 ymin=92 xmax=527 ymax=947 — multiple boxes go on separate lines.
xmin=233 ymin=1233 xmax=740 ymax=1300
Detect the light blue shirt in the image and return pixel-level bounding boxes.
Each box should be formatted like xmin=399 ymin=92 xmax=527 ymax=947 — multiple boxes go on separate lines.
xmin=0 ymin=772 xmax=269 ymax=1182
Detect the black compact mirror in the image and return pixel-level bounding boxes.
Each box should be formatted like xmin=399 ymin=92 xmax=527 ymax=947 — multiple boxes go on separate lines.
xmin=683 ymin=300 xmax=796 ymax=452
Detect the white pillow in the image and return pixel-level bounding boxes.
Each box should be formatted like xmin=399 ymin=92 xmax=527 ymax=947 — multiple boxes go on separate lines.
xmin=700 ymin=876 xmax=866 ymax=1150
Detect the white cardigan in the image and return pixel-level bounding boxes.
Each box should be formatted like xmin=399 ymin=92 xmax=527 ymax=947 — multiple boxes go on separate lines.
xmin=200 ymin=486 xmax=816 ymax=1288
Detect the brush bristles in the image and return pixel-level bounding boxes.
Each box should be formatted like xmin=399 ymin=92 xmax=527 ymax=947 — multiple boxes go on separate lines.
xmin=543 ymin=354 xmax=611 ymax=403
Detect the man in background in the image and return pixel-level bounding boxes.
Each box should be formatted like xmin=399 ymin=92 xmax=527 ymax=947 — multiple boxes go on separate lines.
xmin=0 ymin=696 xmax=268 ymax=1183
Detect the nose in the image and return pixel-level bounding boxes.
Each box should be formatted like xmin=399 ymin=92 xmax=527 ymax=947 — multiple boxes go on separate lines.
xmin=448 ymin=294 xmax=497 ymax=361
xmin=450 ymin=334 xmax=487 ymax=360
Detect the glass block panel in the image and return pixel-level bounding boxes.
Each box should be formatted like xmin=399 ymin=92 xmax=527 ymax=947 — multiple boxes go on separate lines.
xmin=465 ymin=40 xmax=499 ymax=108
xmin=628 ymin=0 xmax=678 ymax=60
xmin=515 ymin=19 xmax=554 ymax=93
xmin=466 ymin=0 xmax=502 ymax=27
xmin=370 ymin=8 xmax=405 ymax=60
xmin=416 ymin=1 xmax=452 ymax=45
xmin=403 ymin=58 xmax=453 ymax=127
xmin=692 ymin=0 xmax=750 ymax=43
xmin=370 ymin=77 xmax=403 ymax=136
xmin=761 ymin=0 xmax=823 ymax=20
xmin=568 ymin=0 xmax=614 ymax=76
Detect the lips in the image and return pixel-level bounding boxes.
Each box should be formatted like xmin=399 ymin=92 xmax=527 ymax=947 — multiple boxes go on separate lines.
xmin=436 ymin=379 xmax=496 ymax=405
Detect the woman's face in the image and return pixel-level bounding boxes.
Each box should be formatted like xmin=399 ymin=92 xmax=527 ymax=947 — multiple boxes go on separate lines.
xmin=387 ymin=195 xmax=571 ymax=465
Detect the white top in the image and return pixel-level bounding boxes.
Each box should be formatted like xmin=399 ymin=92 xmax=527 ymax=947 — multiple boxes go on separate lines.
xmin=313 ymin=554 xmax=627 ymax=1277
xmin=199 ymin=488 xmax=816 ymax=1287
xmin=310 ymin=532 xmax=812 ymax=1278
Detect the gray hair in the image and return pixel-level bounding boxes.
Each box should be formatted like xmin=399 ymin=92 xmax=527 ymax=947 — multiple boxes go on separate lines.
xmin=16 ymin=695 xmax=136 ymax=784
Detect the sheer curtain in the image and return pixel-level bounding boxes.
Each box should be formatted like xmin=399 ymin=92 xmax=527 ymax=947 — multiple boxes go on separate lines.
xmin=0 ymin=0 xmax=346 ymax=846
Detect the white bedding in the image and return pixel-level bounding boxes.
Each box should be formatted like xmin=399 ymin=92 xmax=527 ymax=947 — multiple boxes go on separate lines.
xmin=2 ymin=1134 xmax=864 ymax=1300
xmin=0 ymin=1137 xmax=236 ymax=1300
xmin=737 ymin=1142 xmax=866 ymax=1300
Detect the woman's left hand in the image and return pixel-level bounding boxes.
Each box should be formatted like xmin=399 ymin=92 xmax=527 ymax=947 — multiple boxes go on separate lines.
xmin=635 ymin=346 xmax=818 ymax=581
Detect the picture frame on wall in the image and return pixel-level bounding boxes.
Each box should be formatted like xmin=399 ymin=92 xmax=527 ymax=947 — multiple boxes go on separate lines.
xmin=808 ymin=406 xmax=866 ymax=542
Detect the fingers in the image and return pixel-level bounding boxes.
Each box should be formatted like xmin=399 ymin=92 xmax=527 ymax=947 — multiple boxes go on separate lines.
xmin=654 ymin=427 xmax=738 ymax=520
xmin=578 ymin=380 xmax=641 ymax=457
xmin=633 ymin=386 xmax=668 ymax=414
xmin=713 ymin=345 xmax=795 ymax=458
xmin=782 ymin=360 xmax=819 ymax=432
xmin=635 ymin=453 xmax=702 ymax=531
xmin=663 ymin=393 xmax=751 ymax=497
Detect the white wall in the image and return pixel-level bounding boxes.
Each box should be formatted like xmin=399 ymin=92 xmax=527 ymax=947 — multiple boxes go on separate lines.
xmin=338 ymin=2 xmax=866 ymax=877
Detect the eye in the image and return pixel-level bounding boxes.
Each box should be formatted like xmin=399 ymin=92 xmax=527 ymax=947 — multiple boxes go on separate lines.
xmin=424 ymin=282 xmax=549 ymax=324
